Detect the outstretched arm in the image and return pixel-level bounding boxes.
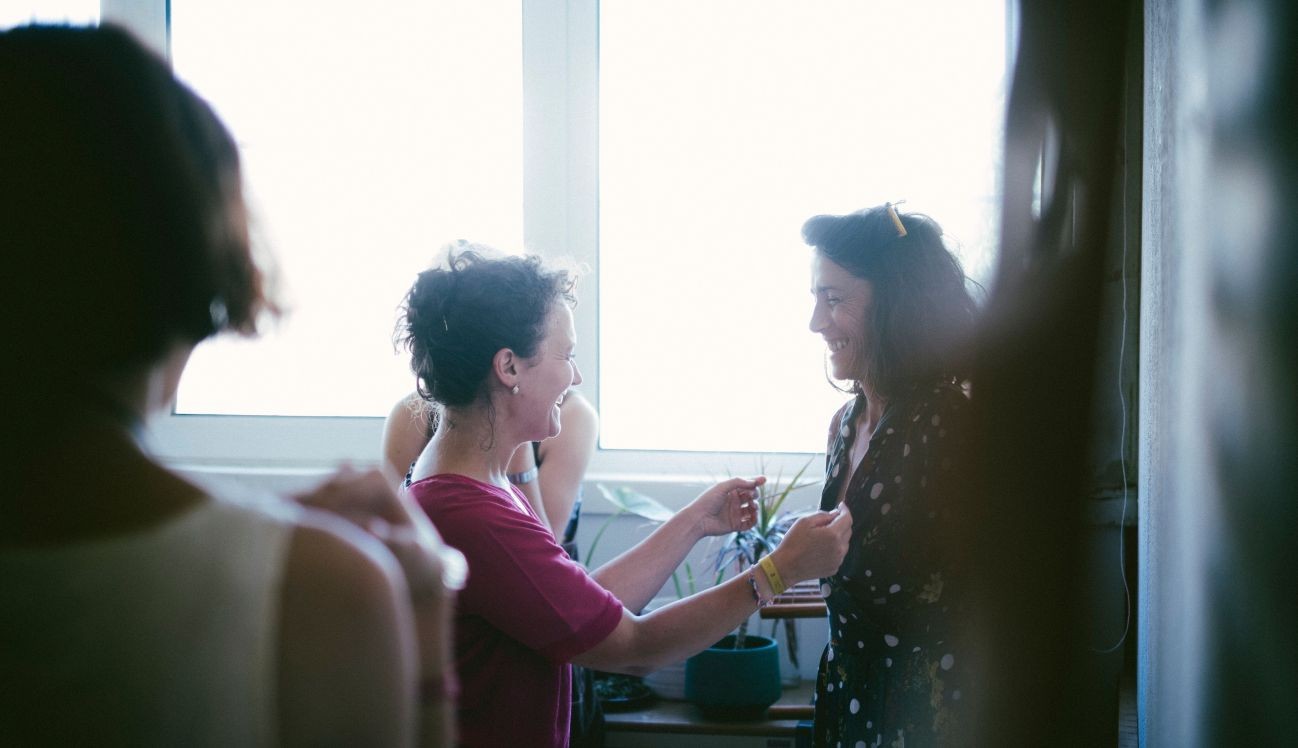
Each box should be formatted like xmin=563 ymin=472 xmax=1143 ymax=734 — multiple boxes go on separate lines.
xmin=573 ymin=505 xmax=853 ymax=675
xmin=590 ymin=477 xmax=761 ymax=613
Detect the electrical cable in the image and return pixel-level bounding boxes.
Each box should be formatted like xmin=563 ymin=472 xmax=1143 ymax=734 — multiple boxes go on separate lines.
xmin=1093 ymin=125 xmax=1133 ymax=655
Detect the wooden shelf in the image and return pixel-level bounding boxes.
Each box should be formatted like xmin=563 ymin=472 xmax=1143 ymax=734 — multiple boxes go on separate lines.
xmin=758 ymin=581 xmax=827 ymax=620
xmin=604 ymin=681 xmax=815 ymax=738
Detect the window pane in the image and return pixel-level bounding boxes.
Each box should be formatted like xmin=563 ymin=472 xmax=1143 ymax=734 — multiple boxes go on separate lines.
xmin=599 ymin=0 xmax=1006 ymax=453
xmin=0 ymin=0 xmax=96 ymax=27
xmin=171 ymin=1 xmax=522 ymax=417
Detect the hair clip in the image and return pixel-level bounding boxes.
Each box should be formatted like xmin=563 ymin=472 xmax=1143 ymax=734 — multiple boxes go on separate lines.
xmin=442 ymin=316 xmax=449 ymax=332
xmin=886 ymin=202 xmax=908 ymax=238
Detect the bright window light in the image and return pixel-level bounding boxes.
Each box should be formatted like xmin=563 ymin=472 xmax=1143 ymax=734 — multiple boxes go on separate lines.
xmin=598 ymin=0 xmax=1006 ymax=453
xmin=0 ymin=1 xmax=96 ymax=27
xmin=170 ymin=0 xmax=522 ymax=417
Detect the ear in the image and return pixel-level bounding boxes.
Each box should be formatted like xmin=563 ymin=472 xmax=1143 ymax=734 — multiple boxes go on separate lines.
xmin=491 ymin=348 xmax=520 ymax=391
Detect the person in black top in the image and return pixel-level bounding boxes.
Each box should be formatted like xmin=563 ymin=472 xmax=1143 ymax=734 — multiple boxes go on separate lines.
xmin=804 ymin=204 xmax=978 ymax=746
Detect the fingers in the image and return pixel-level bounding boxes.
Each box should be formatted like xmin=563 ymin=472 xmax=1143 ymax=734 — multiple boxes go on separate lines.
xmin=794 ymin=509 xmax=838 ymax=528
xmin=829 ymin=502 xmax=854 ymax=528
xmin=293 ymin=468 xmax=407 ymax=524
xmin=713 ymin=475 xmax=766 ymax=495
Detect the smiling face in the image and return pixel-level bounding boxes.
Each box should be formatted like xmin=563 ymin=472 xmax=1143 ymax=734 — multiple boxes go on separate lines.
xmin=518 ymin=302 xmax=582 ymax=441
xmin=809 ymin=253 xmax=874 ymax=383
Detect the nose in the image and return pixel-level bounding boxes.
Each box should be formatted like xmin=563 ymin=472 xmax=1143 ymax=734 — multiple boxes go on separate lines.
xmin=809 ymin=300 xmax=827 ymax=334
xmin=571 ymin=360 xmax=583 ymax=387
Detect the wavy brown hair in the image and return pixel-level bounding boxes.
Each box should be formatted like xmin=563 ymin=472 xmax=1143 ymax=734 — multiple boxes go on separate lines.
xmin=802 ymin=205 xmax=977 ymax=399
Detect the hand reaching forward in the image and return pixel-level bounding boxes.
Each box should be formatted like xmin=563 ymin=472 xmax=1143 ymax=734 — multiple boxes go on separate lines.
xmin=687 ymin=475 xmax=765 ymax=538
xmin=767 ymin=503 xmax=854 ymax=585
xmin=292 ymin=466 xmax=467 ymax=600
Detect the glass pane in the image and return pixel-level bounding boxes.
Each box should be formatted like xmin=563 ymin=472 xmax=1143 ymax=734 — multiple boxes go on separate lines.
xmin=170 ymin=1 xmax=522 ymax=417
xmin=0 ymin=0 xmax=97 ymax=28
xmin=599 ymin=0 xmax=1006 ymax=453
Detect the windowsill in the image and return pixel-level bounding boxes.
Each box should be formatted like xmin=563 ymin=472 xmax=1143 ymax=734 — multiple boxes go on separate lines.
xmin=164 ymin=460 xmax=829 ymax=515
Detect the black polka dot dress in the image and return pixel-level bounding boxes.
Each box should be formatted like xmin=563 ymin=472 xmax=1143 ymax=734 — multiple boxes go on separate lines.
xmin=813 ymin=382 xmax=969 ymax=748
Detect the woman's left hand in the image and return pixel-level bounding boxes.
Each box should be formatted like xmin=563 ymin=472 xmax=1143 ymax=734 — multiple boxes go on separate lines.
xmin=688 ymin=475 xmax=764 ymax=537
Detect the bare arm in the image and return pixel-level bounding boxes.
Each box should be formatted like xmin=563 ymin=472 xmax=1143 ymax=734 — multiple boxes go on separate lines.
xmin=380 ymin=393 xmax=431 ymax=490
xmin=590 ymin=477 xmax=759 ymax=613
xmin=573 ymin=506 xmax=853 ymax=675
xmin=277 ymin=517 xmax=417 ymax=747
xmin=293 ymin=469 xmax=465 ymax=748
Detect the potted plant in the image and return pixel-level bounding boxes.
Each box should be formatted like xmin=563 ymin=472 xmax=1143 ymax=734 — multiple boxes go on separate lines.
xmin=684 ymin=459 xmax=818 ymax=718
xmin=586 ymin=486 xmax=679 ymax=704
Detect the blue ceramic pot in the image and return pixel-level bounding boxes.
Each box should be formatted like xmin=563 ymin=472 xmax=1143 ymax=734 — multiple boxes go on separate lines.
xmin=684 ymin=634 xmax=782 ymax=719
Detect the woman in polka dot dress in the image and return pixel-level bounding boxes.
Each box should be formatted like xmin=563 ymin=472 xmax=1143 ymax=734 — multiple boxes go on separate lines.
xmin=803 ymin=205 xmax=978 ymax=747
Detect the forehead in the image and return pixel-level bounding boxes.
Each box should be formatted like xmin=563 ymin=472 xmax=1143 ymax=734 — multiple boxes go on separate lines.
xmin=544 ymin=302 xmax=576 ymax=343
xmin=811 ymin=254 xmax=870 ymax=293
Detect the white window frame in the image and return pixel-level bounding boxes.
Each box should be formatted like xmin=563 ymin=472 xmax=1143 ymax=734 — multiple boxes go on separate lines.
xmin=106 ymin=0 xmax=1002 ymax=510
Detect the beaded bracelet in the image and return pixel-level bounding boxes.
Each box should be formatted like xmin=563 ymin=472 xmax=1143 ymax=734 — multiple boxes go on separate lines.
xmin=507 ymin=466 xmax=538 ymax=485
xmin=758 ymin=555 xmax=787 ymax=596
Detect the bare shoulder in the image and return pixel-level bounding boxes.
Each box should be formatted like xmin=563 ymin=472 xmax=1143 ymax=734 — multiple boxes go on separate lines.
xmin=540 ymin=390 xmax=599 ymax=462
xmin=560 ymin=390 xmax=598 ymax=433
xmin=277 ymin=512 xmax=414 ymax=746
xmin=381 ymin=391 xmax=434 ymax=485
xmin=285 ymin=510 xmax=405 ymax=595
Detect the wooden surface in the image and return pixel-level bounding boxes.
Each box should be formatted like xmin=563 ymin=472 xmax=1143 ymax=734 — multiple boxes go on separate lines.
xmin=604 ymin=681 xmax=815 ymax=736
xmin=759 ymin=580 xmax=827 ymax=620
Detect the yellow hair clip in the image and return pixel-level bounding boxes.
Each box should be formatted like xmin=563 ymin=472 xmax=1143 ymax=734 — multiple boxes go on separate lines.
xmin=886 ymin=202 xmax=908 ymax=238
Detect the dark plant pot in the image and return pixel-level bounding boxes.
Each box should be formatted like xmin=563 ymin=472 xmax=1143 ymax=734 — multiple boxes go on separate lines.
xmin=684 ymin=634 xmax=782 ymax=720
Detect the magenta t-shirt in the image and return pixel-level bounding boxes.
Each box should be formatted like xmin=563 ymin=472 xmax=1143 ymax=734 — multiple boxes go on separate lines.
xmin=409 ymin=474 xmax=624 ymax=748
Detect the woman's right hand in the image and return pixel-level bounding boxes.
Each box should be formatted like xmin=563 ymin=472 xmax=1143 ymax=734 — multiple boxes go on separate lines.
xmin=768 ymin=504 xmax=854 ymax=585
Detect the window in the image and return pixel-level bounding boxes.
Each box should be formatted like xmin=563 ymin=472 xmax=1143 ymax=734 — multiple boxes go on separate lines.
xmin=0 ymin=0 xmax=97 ymax=28
xmin=169 ymin=0 xmax=523 ymax=418
xmin=598 ymin=0 xmax=1007 ymax=453
xmin=100 ymin=0 xmax=1007 ymax=491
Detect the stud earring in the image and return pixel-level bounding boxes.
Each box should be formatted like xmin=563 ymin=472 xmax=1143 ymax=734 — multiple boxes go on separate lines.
xmin=511 ymin=385 xmax=520 ymax=395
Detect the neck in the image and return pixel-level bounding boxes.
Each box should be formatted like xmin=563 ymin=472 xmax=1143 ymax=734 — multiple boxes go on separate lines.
xmin=421 ymin=401 xmax=524 ymax=488
xmin=855 ymin=383 xmax=887 ymax=434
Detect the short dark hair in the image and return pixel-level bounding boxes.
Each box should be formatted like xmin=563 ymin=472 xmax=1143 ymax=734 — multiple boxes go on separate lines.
xmin=0 ymin=24 xmax=273 ymax=383
xmin=398 ymin=244 xmax=578 ymax=408
xmin=802 ymin=205 xmax=977 ymax=399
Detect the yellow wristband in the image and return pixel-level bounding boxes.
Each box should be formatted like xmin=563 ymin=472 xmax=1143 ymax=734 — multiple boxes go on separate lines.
xmin=758 ymin=555 xmax=787 ymax=596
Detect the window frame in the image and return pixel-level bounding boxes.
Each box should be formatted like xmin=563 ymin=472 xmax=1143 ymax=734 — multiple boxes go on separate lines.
xmin=107 ymin=0 xmax=1005 ymax=511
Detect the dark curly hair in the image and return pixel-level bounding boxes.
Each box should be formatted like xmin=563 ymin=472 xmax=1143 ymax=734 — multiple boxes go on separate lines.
xmin=0 ymin=24 xmax=274 ymax=384
xmin=802 ymin=205 xmax=977 ymax=399
xmin=398 ymin=244 xmax=578 ymax=409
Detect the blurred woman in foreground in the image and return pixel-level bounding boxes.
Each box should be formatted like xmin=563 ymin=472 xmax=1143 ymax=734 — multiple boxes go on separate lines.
xmin=0 ymin=24 xmax=459 ymax=746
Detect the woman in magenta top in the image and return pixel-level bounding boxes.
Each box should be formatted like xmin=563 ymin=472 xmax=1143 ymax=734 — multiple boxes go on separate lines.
xmin=396 ymin=246 xmax=855 ymax=747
